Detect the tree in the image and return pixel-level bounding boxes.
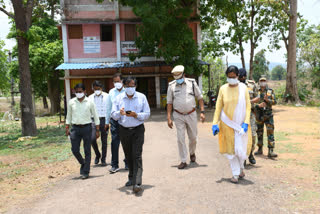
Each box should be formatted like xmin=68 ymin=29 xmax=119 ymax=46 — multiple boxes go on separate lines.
xmin=97 ymin=0 xmax=201 ymax=75
xmin=271 ymin=65 xmax=286 ymax=80
xmin=252 ymin=50 xmax=269 ymax=82
xmin=0 ymin=40 xmax=10 ymax=94
xmin=0 ymin=0 xmax=37 ymax=136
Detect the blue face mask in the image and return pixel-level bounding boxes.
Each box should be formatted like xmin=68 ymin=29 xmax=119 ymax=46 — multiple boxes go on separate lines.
xmin=125 ymin=87 xmax=136 ymax=96
xmin=176 ymin=78 xmax=184 ymax=84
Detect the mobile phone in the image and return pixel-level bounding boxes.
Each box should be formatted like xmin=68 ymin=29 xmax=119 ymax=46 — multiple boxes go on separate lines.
xmin=126 ymin=110 xmax=132 ymax=114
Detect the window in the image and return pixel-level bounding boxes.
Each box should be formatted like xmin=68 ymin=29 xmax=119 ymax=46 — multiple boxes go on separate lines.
xmin=68 ymin=25 xmax=83 ymax=39
xmin=101 ymin=25 xmax=113 ymax=41
xmin=125 ymin=24 xmax=137 ymax=41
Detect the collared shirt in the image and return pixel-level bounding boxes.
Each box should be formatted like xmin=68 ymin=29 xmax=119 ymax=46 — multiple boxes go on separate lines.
xmin=106 ymin=87 xmax=125 ymax=123
xmin=66 ymin=97 xmax=100 ymax=125
xmin=167 ymin=78 xmax=203 ymax=113
xmin=111 ymin=91 xmax=150 ymax=128
xmin=88 ymin=92 xmax=110 ymax=122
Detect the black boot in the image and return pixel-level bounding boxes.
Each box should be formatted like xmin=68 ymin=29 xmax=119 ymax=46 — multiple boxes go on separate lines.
xmin=248 ymin=152 xmax=256 ymax=164
xmin=254 ymin=146 xmax=263 ymax=155
xmin=268 ymin=148 xmax=278 ymax=158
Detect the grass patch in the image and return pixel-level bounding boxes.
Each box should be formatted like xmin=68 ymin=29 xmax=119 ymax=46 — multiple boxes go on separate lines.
xmin=295 ymin=190 xmax=320 ymax=202
xmin=277 ymin=142 xmax=302 ymax=154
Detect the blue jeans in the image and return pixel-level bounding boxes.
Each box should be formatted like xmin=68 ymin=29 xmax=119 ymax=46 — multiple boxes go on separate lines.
xmin=110 ymin=118 xmax=127 ymax=168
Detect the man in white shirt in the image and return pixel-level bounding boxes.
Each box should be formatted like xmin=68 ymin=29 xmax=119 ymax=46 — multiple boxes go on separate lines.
xmin=89 ymin=80 xmax=110 ymax=166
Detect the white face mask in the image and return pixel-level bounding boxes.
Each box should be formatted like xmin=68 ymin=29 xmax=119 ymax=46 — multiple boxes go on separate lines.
xmin=260 ymin=82 xmax=267 ymax=87
xmin=94 ymin=90 xmax=102 ymax=96
xmin=227 ymin=77 xmax=239 ymax=85
xmin=125 ymin=87 xmax=136 ymax=96
xmin=114 ymin=82 xmax=123 ymax=90
xmin=76 ymin=92 xmax=85 ymax=99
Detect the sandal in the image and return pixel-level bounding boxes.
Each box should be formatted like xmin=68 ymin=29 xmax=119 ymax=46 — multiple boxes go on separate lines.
xmin=230 ymin=176 xmax=239 ymax=184
xmin=239 ymin=169 xmax=245 ymax=179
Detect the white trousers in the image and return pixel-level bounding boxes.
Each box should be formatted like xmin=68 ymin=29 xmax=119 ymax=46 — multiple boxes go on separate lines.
xmin=173 ymin=111 xmax=197 ymax=163
xmin=228 ymin=155 xmax=245 ymax=177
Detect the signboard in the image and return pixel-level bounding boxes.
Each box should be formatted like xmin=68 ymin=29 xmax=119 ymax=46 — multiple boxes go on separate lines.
xmin=121 ymin=41 xmax=138 ymax=56
xmin=83 ymin=36 xmax=100 ymax=54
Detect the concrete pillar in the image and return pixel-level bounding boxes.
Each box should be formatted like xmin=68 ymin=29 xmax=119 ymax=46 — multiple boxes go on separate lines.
xmin=65 ymin=70 xmax=71 ymax=103
xmin=116 ymin=24 xmax=121 ymax=61
xmin=155 ymin=76 xmax=160 ymax=109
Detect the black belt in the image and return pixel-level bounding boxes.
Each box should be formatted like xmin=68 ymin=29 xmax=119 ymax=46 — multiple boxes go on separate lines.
xmin=120 ymin=124 xmax=143 ymax=130
xmin=99 ymin=117 xmax=105 ymax=120
xmin=73 ymin=123 xmax=91 ymax=128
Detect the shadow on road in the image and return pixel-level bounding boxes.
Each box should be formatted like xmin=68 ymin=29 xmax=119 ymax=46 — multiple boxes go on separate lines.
xmin=171 ymin=162 xmax=208 ymax=169
xmin=216 ymin=178 xmax=254 ymax=185
xmin=118 ymin=184 xmax=154 ymax=197
xmin=245 ymin=165 xmax=262 ymax=170
xmin=71 ymin=175 xmax=105 ymax=180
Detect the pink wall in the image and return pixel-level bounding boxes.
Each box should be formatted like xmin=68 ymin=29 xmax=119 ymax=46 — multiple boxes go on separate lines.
xmin=68 ymin=24 xmax=117 ymax=59
xmin=66 ymin=11 xmax=116 ymax=20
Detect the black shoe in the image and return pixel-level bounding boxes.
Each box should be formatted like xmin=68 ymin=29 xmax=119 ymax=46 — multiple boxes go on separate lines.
xmin=248 ymin=153 xmax=256 ymax=164
xmin=81 ymin=174 xmax=89 ymax=179
xmin=133 ymin=184 xmax=142 ymax=193
xmin=254 ymin=147 xmax=263 ymax=155
xmin=124 ymin=165 xmax=129 ymax=170
xmin=268 ymin=148 xmax=278 ymax=158
xmin=95 ymin=156 xmax=101 ymax=165
xmin=125 ymin=180 xmax=133 ymax=187
xmin=109 ymin=166 xmax=120 ymax=174
xmin=80 ymin=164 xmax=85 ymax=175
xmin=101 ymin=160 xmax=107 ymax=166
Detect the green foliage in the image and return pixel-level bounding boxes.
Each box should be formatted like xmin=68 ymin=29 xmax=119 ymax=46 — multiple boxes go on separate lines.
xmin=252 ymin=50 xmax=269 ymax=82
xmin=0 ymin=40 xmax=10 ymax=94
xmin=271 ymin=65 xmax=286 ymax=80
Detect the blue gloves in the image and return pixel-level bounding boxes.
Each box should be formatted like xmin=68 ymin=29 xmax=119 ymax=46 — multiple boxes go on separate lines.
xmin=241 ymin=123 xmax=248 ymax=133
xmin=212 ymin=125 xmax=219 ymax=136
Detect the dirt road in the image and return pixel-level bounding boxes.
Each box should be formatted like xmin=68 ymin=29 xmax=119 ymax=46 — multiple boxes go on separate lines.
xmin=6 ymin=107 xmax=320 ymax=214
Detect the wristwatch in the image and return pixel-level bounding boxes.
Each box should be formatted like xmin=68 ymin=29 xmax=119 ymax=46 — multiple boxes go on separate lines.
xmin=200 ymin=111 xmax=205 ymax=114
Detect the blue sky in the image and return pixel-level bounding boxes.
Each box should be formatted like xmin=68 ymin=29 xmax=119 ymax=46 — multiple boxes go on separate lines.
xmin=0 ymin=0 xmax=319 ymax=64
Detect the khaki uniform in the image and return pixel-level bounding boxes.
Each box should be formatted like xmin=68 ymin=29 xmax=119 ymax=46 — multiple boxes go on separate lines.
xmin=245 ymin=80 xmax=258 ymax=152
xmin=167 ymin=78 xmax=203 ymax=162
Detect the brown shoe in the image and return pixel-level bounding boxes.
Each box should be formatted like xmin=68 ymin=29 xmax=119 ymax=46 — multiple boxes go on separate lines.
xmin=178 ymin=162 xmax=187 ymax=169
xmin=190 ymin=154 xmax=196 ymax=162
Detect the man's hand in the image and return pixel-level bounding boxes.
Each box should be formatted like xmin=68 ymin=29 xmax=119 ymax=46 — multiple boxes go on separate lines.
xmin=167 ymin=118 xmax=173 ymax=129
xmin=127 ymin=111 xmax=138 ymax=118
xmin=105 ymin=124 xmax=109 ymax=131
xmin=200 ymin=113 xmax=205 ymax=123
xmin=65 ymin=126 xmax=70 ymax=136
xmin=264 ymin=94 xmax=269 ymax=102
xmin=120 ymin=107 xmax=126 ymax=116
xmin=258 ymin=102 xmax=267 ymax=108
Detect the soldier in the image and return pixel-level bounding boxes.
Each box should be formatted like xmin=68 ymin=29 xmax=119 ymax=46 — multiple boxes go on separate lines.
xmin=167 ymin=65 xmax=205 ymax=169
xmin=238 ymin=68 xmax=259 ymax=164
xmin=254 ymin=76 xmax=278 ymax=158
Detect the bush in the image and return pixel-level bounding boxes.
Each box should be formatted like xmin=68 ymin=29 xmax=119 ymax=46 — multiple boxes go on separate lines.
xmin=298 ymin=83 xmax=312 ymax=102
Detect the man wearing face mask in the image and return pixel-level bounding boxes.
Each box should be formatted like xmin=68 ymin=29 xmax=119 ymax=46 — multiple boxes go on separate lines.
xmin=254 ymin=76 xmax=278 ymax=158
xmin=66 ymin=83 xmax=100 ymax=179
xmin=111 ymin=76 xmax=150 ymax=194
xmin=167 ymin=65 xmax=205 ymax=169
xmin=88 ymin=80 xmax=110 ymax=166
xmin=106 ymin=73 xmax=128 ymax=173
xmin=238 ymin=69 xmax=259 ymax=165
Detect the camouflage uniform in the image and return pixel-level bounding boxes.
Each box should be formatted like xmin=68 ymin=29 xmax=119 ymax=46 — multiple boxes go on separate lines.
xmin=255 ymin=86 xmax=277 ymax=149
xmin=245 ymin=80 xmax=258 ymax=152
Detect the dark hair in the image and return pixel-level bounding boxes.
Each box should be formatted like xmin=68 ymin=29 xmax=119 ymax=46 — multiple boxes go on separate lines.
xmin=113 ymin=73 xmax=122 ymax=80
xmin=74 ymin=83 xmax=85 ymax=90
xmin=124 ymin=76 xmax=137 ymax=86
xmin=239 ymin=68 xmax=247 ymax=78
xmin=225 ymin=65 xmax=239 ymax=76
xmin=92 ymin=80 xmax=103 ymax=88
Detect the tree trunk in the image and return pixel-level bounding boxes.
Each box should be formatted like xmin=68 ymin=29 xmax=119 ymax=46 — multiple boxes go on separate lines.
xmin=42 ymin=96 xmax=48 ymax=109
xmin=249 ymin=1 xmax=255 ymax=80
xmin=284 ymin=0 xmax=300 ymax=103
xmin=12 ymin=0 xmax=37 ymax=136
xmin=48 ymin=71 xmax=61 ymax=114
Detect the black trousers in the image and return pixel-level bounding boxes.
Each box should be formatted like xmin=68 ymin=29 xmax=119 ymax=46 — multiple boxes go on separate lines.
xmin=70 ymin=124 xmax=92 ymax=174
xmin=91 ymin=117 xmax=108 ymax=161
xmin=119 ymin=124 xmax=145 ymax=185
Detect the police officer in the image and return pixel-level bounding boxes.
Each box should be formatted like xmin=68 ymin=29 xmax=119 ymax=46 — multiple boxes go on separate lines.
xmin=254 ymin=76 xmax=278 ymax=158
xmin=167 ymin=65 xmax=205 ymax=169
xmin=239 ymin=68 xmax=259 ymax=164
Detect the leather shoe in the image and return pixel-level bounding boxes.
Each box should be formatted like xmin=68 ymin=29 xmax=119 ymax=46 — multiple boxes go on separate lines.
xmin=80 ymin=164 xmax=85 ymax=175
xmin=254 ymin=147 xmax=263 ymax=155
xmin=125 ymin=180 xmax=133 ymax=187
xmin=94 ymin=156 xmax=100 ymax=165
xmin=190 ymin=154 xmax=196 ymax=162
xmin=101 ymin=160 xmax=107 ymax=166
xmin=248 ymin=153 xmax=256 ymax=164
xmin=178 ymin=162 xmax=187 ymax=169
xmin=133 ymin=184 xmax=142 ymax=193
xmin=81 ymin=174 xmax=89 ymax=179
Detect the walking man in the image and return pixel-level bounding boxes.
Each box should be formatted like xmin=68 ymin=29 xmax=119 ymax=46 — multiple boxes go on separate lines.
xmin=88 ymin=80 xmax=110 ymax=166
xmin=167 ymin=65 xmax=205 ymax=169
xmin=107 ymin=73 xmax=128 ymax=173
xmin=111 ymin=76 xmax=150 ymax=193
xmin=66 ymin=83 xmax=100 ymax=179
xmin=238 ymin=68 xmax=259 ymax=164
xmin=254 ymin=76 xmax=278 ymax=158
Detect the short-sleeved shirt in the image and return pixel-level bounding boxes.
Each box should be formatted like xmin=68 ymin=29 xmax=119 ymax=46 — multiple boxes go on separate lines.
xmin=167 ymin=78 xmax=203 ymax=113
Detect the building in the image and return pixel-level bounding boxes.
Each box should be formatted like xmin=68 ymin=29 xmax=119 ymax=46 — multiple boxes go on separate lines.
xmin=57 ymin=0 xmax=206 ymax=108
